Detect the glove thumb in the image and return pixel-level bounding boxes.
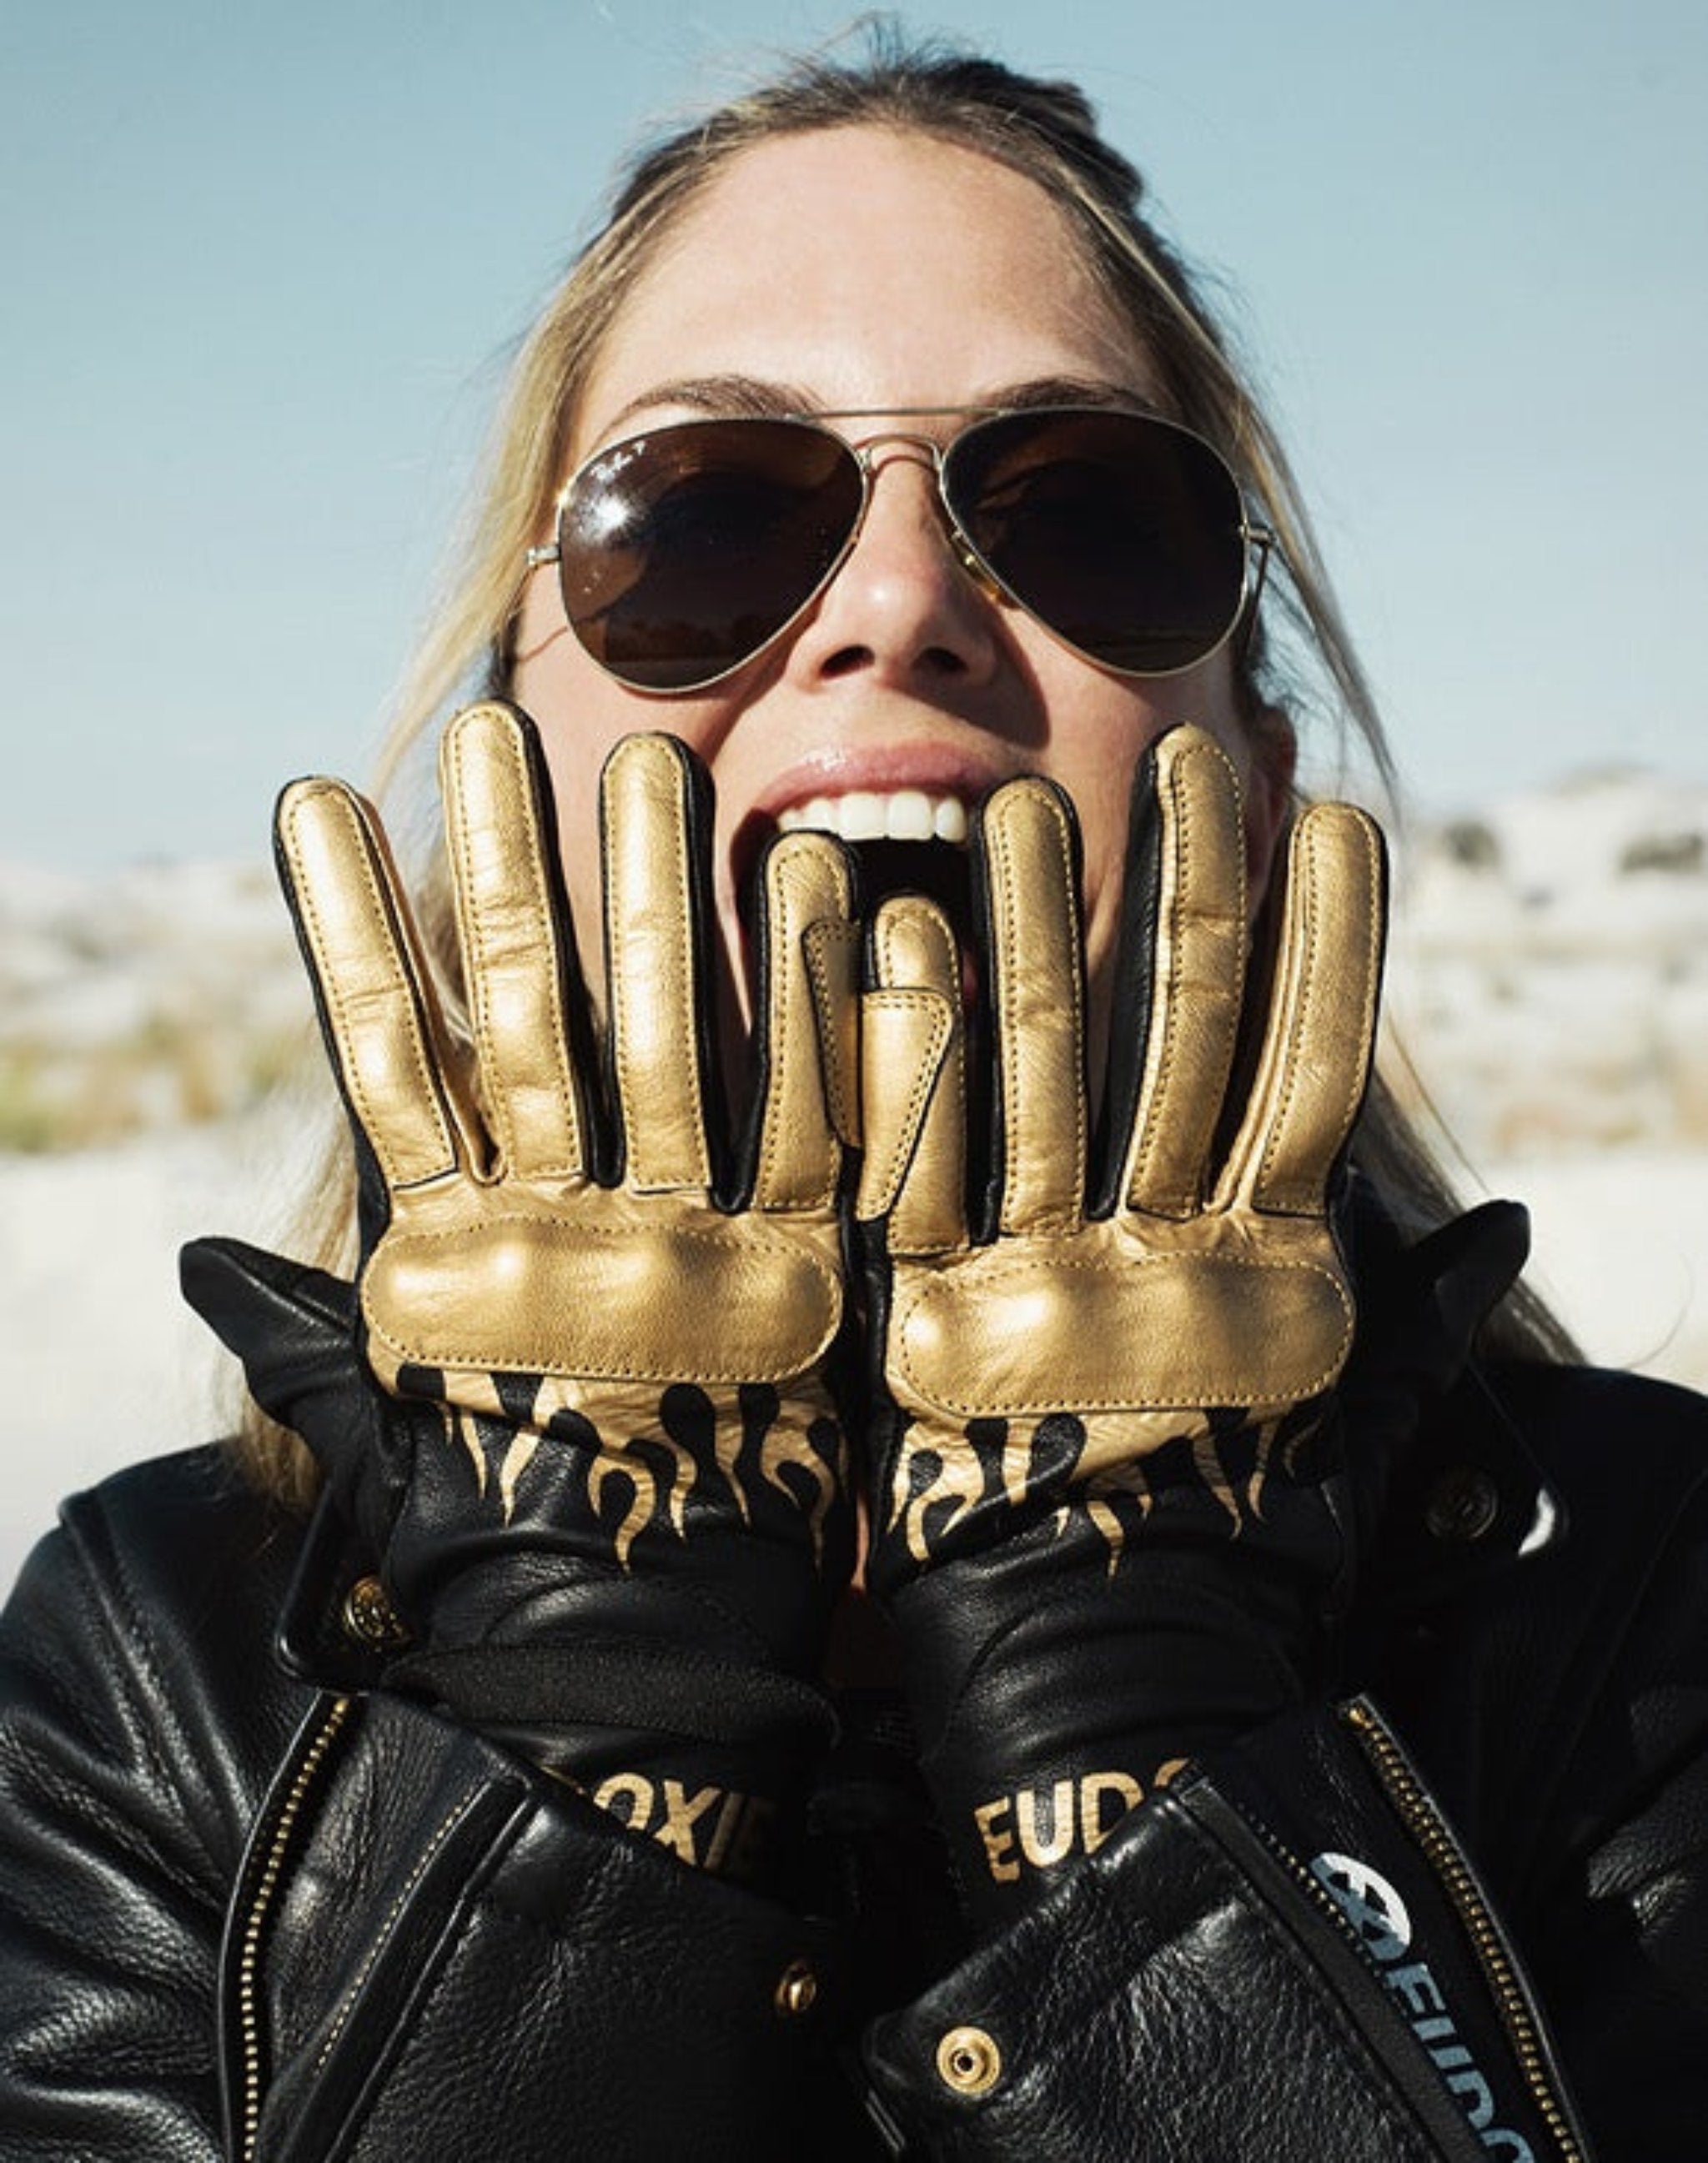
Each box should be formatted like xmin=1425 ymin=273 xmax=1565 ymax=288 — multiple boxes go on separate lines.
xmin=1342 ymin=1197 xmax=1531 ymax=1451
xmin=179 ymin=1236 xmax=371 ymax=1494
xmin=1402 ymin=1199 xmax=1531 ymax=1373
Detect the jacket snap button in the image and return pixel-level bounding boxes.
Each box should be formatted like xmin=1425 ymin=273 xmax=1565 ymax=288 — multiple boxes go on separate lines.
xmin=1425 ymin=1467 xmax=1500 ymax=1543
xmin=937 ymin=2025 xmax=1002 ymax=2096
xmin=773 ymin=1960 xmax=819 ymax=2019
xmin=340 ymin=1574 xmax=409 ymax=1650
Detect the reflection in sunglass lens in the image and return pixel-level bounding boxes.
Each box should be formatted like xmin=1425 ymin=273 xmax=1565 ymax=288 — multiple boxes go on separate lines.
xmin=558 ymin=422 xmax=865 ymax=691
xmin=946 ymin=411 xmax=1247 ymax=675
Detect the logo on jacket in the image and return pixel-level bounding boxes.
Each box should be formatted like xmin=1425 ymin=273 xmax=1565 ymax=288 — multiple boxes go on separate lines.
xmin=1310 ymin=1851 xmax=1535 ymax=2160
xmin=1310 ymin=1849 xmax=1412 ymax=1961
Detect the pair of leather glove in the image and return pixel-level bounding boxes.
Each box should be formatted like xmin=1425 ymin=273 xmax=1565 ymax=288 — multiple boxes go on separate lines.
xmin=183 ymin=706 xmax=1526 ymax=1924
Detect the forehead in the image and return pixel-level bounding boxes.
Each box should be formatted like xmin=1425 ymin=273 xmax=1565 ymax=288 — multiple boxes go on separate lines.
xmin=573 ymin=125 xmax=1155 ymax=454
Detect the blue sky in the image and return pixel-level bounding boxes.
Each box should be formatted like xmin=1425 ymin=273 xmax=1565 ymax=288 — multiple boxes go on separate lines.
xmin=3 ymin=1 xmax=1703 ymax=867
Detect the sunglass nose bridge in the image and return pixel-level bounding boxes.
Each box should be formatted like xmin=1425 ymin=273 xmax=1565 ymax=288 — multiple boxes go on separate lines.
xmin=844 ymin=426 xmax=949 ymax=464
xmin=841 ymin=433 xmax=1001 ymax=603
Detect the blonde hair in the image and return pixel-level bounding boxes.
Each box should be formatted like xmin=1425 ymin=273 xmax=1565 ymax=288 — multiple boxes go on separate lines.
xmin=235 ymin=28 xmax=1570 ymax=1507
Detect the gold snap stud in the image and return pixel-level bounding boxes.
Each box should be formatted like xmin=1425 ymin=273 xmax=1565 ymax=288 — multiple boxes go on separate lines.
xmin=773 ymin=1959 xmax=819 ymax=2019
xmin=937 ymin=2025 xmax=1002 ymax=2096
xmin=341 ymin=1574 xmax=409 ymax=1651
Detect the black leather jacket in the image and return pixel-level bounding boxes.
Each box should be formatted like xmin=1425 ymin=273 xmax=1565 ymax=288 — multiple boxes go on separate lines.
xmin=3 ymin=1358 xmax=1706 ymax=2159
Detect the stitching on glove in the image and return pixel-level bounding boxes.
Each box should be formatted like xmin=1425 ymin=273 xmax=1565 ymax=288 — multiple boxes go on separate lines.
xmin=602 ymin=739 xmax=712 ymax=1195
xmin=992 ymin=789 xmax=1085 ymax=1237
xmin=362 ymin=1219 xmax=841 ymax=1381
xmin=284 ymin=787 xmax=455 ymax=1193
xmin=892 ymin=1254 xmax=1354 ymax=1415
xmin=803 ymin=915 xmax=862 ymax=1152
xmin=1133 ymin=737 xmax=1248 ymax=1222
xmin=452 ymin=714 xmax=582 ymax=1183
xmin=862 ymin=989 xmax=955 ymax=1222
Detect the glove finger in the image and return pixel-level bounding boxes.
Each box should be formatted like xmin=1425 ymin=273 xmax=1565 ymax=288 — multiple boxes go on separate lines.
xmin=1218 ymin=800 xmax=1387 ymax=1216
xmin=1106 ymin=727 xmax=1248 ymax=1221
xmin=978 ymin=776 xmax=1086 ymax=1237
xmin=746 ymin=826 xmax=858 ymax=1211
xmin=856 ymin=894 xmax=967 ymax=1252
xmin=178 ymin=1235 xmax=368 ymax=1483
xmin=600 ymin=733 xmax=716 ymax=1193
xmin=440 ymin=703 xmax=590 ymax=1184
xmin=275 ymin=775 xmax=475 ymax=1193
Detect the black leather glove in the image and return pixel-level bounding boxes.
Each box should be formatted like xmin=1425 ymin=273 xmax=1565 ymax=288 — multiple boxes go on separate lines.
xmin=853 ymin=725 xmax=1392 ymax=1927
xmin=183 ymin=705 xmax=860 ymax=1886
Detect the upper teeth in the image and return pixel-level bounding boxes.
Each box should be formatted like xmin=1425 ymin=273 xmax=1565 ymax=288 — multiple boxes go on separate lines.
xmin=776 ymin=789 xmax=970 ymax=845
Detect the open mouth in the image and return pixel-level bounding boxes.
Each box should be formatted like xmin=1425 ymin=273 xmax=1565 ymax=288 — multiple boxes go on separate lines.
xmin=840 ymin=834 xmax=973 ymax=939
xmin=741 ymin=790 xmax=976 ymax=945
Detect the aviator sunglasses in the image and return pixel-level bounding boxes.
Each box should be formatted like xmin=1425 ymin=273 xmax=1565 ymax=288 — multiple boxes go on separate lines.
xmin=525 ymin=405 xmax=1273 ymax=693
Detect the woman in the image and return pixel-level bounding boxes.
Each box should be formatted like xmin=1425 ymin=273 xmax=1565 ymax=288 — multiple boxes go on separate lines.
xmin=3 ymin=33 xmax=1705 ymax=2160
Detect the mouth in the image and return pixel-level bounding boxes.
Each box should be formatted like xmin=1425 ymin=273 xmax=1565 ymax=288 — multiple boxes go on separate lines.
xmin=775 ymin=788 xmax=970 ymax=846
xmin=744 ymin=788 xmax=975 ymax=941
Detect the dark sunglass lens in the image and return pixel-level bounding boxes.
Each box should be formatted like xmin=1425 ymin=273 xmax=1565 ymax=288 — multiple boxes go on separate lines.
xmin=558 ymin=421 xmax=864 ymax=690
xmin=947 ymin=411 xmax=1247 ymax=674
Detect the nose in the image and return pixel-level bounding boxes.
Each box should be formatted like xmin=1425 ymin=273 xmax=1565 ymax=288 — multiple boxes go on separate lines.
xmin=783 ymin=442 xmax=1002 ymax=688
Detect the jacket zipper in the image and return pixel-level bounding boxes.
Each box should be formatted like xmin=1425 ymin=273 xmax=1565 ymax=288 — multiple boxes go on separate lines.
xmin=234 ymin=1694 xmax=354 ymax=2162
xmin=1340 ymin=1699 xmax=1585 ymax=2162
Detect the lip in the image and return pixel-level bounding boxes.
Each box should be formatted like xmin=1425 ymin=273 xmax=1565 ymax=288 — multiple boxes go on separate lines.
xmin=748 ymin=742 xmax=1019 ymax=828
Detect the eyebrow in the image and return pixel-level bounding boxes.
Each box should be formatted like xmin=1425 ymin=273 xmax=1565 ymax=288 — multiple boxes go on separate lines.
xmin=593 ymin=371 xmax=1163 ymax=438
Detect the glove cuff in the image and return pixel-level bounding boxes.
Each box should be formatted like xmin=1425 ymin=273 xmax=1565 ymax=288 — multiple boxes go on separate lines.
xmin=389 ymin=1629 xmax=839 ymax=1894
xmin=892 ymin=1557 xmax=1314 ymax=1930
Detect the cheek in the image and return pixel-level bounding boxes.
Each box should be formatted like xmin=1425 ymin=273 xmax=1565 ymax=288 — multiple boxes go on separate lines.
xmin=509 ymin=581 xmax=641 ymax=966
xmin=1044 ymin=657 xmax=1259 ymax=955
xmin=508 ymin=577 xmax=740 ymax=980
xmin=514 ymin=618 xmax=622 ymax=938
